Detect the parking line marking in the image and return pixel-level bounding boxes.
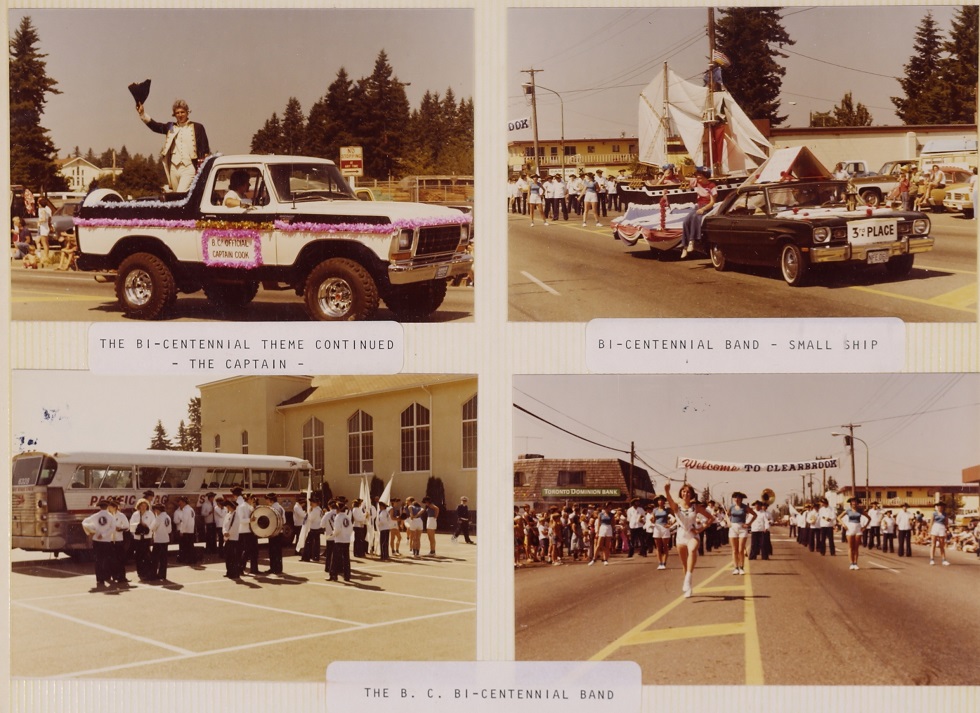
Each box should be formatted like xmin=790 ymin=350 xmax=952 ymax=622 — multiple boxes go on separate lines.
xmin=51 ymin=605 xmax=475 ymax=679
xmin=13 ymin=600 xmax=194 ymax=656
xmin=520 ymin=271 xmax=561 ymax=295
xmin=622 ymin=621 xmax=747 ymax=645
xmin=928 ymin=283 xmax=978 ymax=310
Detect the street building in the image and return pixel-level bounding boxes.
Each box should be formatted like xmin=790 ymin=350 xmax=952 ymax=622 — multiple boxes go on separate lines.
xmin=514 ymin=456 xmax=654 ymax=511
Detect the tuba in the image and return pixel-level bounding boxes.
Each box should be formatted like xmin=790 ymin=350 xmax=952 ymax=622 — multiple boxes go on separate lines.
xmin=250 ymin=504 xmax=284 ymax=538
xmin=761 ymin=488 xmax=776 ymax=507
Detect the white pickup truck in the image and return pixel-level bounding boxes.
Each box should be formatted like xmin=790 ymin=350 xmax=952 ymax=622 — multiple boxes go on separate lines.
xmin=75 ymin=155 xmax=473 ymax=321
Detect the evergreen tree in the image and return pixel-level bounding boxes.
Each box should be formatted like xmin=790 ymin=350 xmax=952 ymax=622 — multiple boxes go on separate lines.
xmin=149 ymin=420 xmax=172 ymax=450
xmin=251 ymin=113 xmax=283 ymax=154
xmin=72 ymin=145 xmax=81 ymax=158
xmin=439 ymin=94 xmax=474 ymax=175
xmin=175 ymin=420 xmax=193 ymax=451
xmin=892 ymin=12 xmax=947 ymax=124
xmin=356 ymin=50 xmax=411 ymax=180
xmin=305 ymin=67 xmax=357 ymax=161
xmin=941 ymin=5 xmax=979 ymax=123
xmin=114 ymin=153 xmax=166 ymax=197
xmin=84 ymin=147 xmax=98 ymax=165
xmin=281 ymin=97 xmax=306 ymax=155
xmin=9 ymin=16 xmax=67 ymax=191
xmin=714 ymin=8 xmax=794 ymax=126
xmin=186 ymin=397 xmax=202 ymax=452
xmin=831 ymin=91 xmax=873 ymax=126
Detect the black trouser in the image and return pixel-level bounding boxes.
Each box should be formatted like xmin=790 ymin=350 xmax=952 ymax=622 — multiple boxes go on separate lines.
xmin=239 ymin=532 xmax=259 ymax=573
xmin=379 ymin=531 xmax=391 ymax=560
xmin=820 ymin=526 xmax=836 ymax=555
xmin=883 ymin=532 xmax=895 ymax=553
xmin=323 ymin=540 xmax=336 ymax=572
xmin=111 ymin=540 xmax=127 ymax=581
xmin=454 ymin=519 xmax=472 ymax=543
xmin=568 ymin=195 xmax=580 ymax=215
xmin=92 ymin=541 xmax=112 ymax=585
xmin=329 ymin=542 xmax=351 ymax=581
xmin=597 ymin=193 xmax=607 ymax=216
xmin=224 ymin=539 xmax=241 ymax=577
xmin=629 ymin=527 xmax=646 ymax=556
xmin=204 ymin=523 xmax=217 ymax=553
xmin=353 ymin=526 xmax=367 ymax=557
xmin=868 ymin=526 xmax=881 ymax=550
xmin=808 ymin=526 xmax=816 ymax=552
xmin=748 ymin=531 xmax=764 ymax=560
xmin=520 ymin=193 xmax=528 ymax=214
xmin=152 ymin=541 xmax=169 ymax=580
xmin=897 ymin=529 xmax=912 ymax=556
xmin=763 ymin=531 xmax=772 ymax=558
xmin=178 ymin=532 xmax=197 ymax=562
xmin=134 ymin=537 xmax=153 ymax=578
xmin=268 ymin=533 xmax=283 ymax=573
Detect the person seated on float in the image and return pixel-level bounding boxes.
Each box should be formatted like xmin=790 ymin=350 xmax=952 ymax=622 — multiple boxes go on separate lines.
xmin=223 ymin=169 xmax=253 ymax=208
xmin=657 ymin=164 xmax=681 ymax=186
xmin=680 ymin=168 xmax=717 ymax=259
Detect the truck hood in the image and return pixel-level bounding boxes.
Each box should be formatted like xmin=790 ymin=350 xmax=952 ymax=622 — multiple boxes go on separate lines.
xmin=279 ymin=199 xmax=470 ymax=224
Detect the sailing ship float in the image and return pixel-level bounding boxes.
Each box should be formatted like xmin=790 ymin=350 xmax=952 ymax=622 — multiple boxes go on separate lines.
xmin=612 ymin=11 xmax=772 ymax=252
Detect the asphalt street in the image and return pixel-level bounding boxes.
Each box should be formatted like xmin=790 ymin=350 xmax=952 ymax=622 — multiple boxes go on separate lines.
xmin=9 ymin=270 xmax=474 ymax=323
xmin=509 ymin=209 xmax=977 ymax=322
xmin=515 ymin=531 xmax=980 ymax=685
xmin=10 ymin=534 xmax=476 ymax=681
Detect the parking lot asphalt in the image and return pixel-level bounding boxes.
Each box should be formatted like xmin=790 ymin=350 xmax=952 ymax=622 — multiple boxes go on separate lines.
xmin=10 ymin=534 xmax=476 ymax=681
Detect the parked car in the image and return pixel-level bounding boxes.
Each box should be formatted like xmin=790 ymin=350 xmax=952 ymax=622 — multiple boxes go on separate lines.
xmin=700 ymin=179 xmax=934 ymax=286
xmin=918 ymin=166 xmax=973 ymax=212
xmin=943 ymin=182 xmax=976 ymax=218
xmin=51 ymin=200 xmax=81 ymax=237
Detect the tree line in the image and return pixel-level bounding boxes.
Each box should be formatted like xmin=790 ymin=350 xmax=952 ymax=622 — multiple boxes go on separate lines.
xmin=714 ymin=6 xmax=977 ymax=128
xmin=148 ymin=397 xmax=202 ymax=452
xmin=249 ymin=51 xmax=474 ymax=180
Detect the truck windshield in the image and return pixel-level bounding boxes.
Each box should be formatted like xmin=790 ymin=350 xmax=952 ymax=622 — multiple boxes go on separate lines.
xmin=268 ymin=163 xmax=356 ymax=202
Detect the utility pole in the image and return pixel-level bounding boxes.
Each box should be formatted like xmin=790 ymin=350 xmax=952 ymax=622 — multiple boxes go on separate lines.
xmin=629 ymin=441 xmax=635 ymax=499
xmin=842 ymin=423 xmax=861 ymax=500
xmin=521 ymin=68 xmax=542 ymax=177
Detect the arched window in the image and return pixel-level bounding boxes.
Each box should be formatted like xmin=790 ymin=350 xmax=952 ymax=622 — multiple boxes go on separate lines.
xmin=303 ymin=417 xmax=324 ymax=474
xmin=347 ymin=410 xmax=374 ymax=475
xmin=400 ymin=403 xmax=430 ymax=472
xmin=241 ymin=430 xmax=249 ymax=454
xmin=461 ymin=394 xmax=477 ymax=469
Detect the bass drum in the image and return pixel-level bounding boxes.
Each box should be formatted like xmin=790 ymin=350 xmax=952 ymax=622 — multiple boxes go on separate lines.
xmin=250 ymin=505 xmax=284 ymax=538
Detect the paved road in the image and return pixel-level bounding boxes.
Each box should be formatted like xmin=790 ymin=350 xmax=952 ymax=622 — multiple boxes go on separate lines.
xmin=11 ymin=534 xmax=475 ymax=681
xmin=509 ymin=210 xmax=977 ymax=322
xmin=10 ymin=270 xmax=474 ymax=323
xmin=516 ymin=532 xmax=980 ymax=685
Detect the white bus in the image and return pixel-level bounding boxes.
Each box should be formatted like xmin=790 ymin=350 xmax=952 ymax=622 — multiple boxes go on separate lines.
xmin=11 ymin=450 xmax=319 ymax=556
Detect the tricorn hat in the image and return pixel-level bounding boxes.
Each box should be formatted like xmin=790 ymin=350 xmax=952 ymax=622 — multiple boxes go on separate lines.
xmin=128 ymin=79 xmax=151 ymax=107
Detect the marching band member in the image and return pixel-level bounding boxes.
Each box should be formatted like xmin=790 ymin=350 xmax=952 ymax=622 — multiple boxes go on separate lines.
xmin=329 ymin=502 xmax=354 ymax=582
xmin=173 ymin=495 xmax=197 ymax=564
xmin=149 ymin=503 xmax=173 ymax=581
xmin=649 ymin=495 xmax=672 ymax=570
xmin=376 ymin=501 xmax=393 ymax=561
xmin=320 ymin=500 xmax=339 ymax=574
xmin=265 ymin=492 xmax=286 ymax=575
xmin=81 ymin=500 xmax=116 ymax=588
xmin=292 ymin=495 xmax=307 ymax=549
xmin=235 ymin=489 xmax=259 ymax=575
xmin=222 ymin=499 xmax=241 ymax=579
xmin=130 ymin=498 xmax=156 ymax=581
xmin=110 ymin=498 xmax=131 ymax=584
xmin=929 ymin=501 xmax=951 ymax=566
xmin=200 ymin=492 xmax=217 ymax=555
xmin=422 ymin=497 xmax=440 ymax=556
xmin=663 ymin=482 xmax=713 ymax=598
xmin=838 ymin=497 xmax=870 ymax=570
xmin=727 ymin=492 xmax=756 ymax=575
xmin=303 ymin=497 xmax=323 ymax=562
xmin=352 ymin=498 xmax=368 ymax=558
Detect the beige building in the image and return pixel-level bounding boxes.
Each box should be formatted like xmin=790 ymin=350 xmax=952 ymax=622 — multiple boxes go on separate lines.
xmin=836 ymin=483 xmax=979 ymax=514
xmin=508 ymin=137 xmax=639 ymax=177
xmin=56 ymin=156 xmax=123 ymax=192
xmin=199 ymin=375 xmax=477 ymax=513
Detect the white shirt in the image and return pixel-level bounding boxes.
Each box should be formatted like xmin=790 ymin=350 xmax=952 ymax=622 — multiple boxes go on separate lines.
xmin=174 ymin=504 xmax=196 ymax=535
xmin=292 ymin=502 xmax=306 ymax=526
xmin=352 ymin=506 xmax=367 ymax=527
xmin=82 ymin=508 xmax=115 ymax=542
xmin=222 ymin=507 xmax=239 ymax=541
xmin=867 ymin=508 xmax=882 ymax=527
xmin=895 ymin=510 xmax=913 ymax=530
xmin=213 ymin=502 xmax=226 ymax=527
xmin=332 ymin=511 xmax=354 ymax=543
xmin=151 ymin=511 xmax=173 ymax=544
xmin=377 ymin=509 xmax=394 ymax=531
xmin=130 ymin=509 xmax=156 ymax=540
xmin=307 ymin=505 xmax=323 ymax=531
xmin=320 ymin=508 xmax=337 ymax=541
xmin=200 ymin=499 xmax=215 ymax=524
xmin=236 ymin=497 xmax=253 ymax=535
xmin=818 ymin=506 xmax=835 ymax=527
xmin=751 ymin=509 xmax=770 ymax=532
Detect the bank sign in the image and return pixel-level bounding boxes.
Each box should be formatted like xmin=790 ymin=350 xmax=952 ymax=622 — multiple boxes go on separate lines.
xmin=542 ymin=488 xmax=622 ymax=498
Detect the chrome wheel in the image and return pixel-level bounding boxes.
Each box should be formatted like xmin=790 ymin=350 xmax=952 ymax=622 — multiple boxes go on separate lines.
xmin=316 ymin=276 xmax=355 ymax=318
xmin=124 ymin=269 xmax=153 ymax=307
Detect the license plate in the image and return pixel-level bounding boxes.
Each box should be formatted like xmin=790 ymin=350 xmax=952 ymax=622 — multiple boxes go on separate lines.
xmin=867 ymin=250 xmax=889 ymax=265
xmin=435 ymin=265 xmax=449 ymax=279
xmin=848 ymin=219 xmax=897 ymax=245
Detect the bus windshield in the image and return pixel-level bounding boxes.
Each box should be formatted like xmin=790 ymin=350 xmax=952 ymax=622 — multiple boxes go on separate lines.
xmin=12 ymin=454 xmax=58 ymax=486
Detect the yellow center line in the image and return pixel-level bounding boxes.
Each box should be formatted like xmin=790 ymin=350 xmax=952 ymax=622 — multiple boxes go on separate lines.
xmin=849 ymin=285 xmax=976 ymax=314
xmin=12 ymin=294 xmax=109 ymax=303
xmin=589 ymin=560 xmax=765 ymax=686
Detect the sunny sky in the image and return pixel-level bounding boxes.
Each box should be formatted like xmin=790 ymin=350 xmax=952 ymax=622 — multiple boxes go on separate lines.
xmin=513 ymin=374 xmax=980 ymax=500
xmin=11 ymin=372 xmax=204 ymax=454
xmin=9 ymin=7 xmax=473 ymax=158
xmin=508 ymin=6 xmax=963 ymax=141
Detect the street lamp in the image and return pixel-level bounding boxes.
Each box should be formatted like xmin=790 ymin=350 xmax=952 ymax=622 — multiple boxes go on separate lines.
xmin=523 ymin=81 xmax=565 ymax=177
xmin=708 ymin=480 xmax=729 ymax=505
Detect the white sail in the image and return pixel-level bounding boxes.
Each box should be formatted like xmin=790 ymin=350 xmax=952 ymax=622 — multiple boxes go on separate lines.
xmin=638 ymin=66 xmax=770 ymax=173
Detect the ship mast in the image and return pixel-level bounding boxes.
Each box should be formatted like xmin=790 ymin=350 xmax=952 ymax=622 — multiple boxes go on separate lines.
xmin=706 ymin=7 xmax=717 ymax=177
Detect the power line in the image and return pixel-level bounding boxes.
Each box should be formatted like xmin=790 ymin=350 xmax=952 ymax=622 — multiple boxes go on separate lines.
xmin=513 ymin=403 xmax=629 ymax=455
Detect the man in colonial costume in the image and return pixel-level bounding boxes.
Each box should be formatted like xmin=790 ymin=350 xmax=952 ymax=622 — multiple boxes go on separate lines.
xmin=137 ymin=98 xmax=210 ymax=192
